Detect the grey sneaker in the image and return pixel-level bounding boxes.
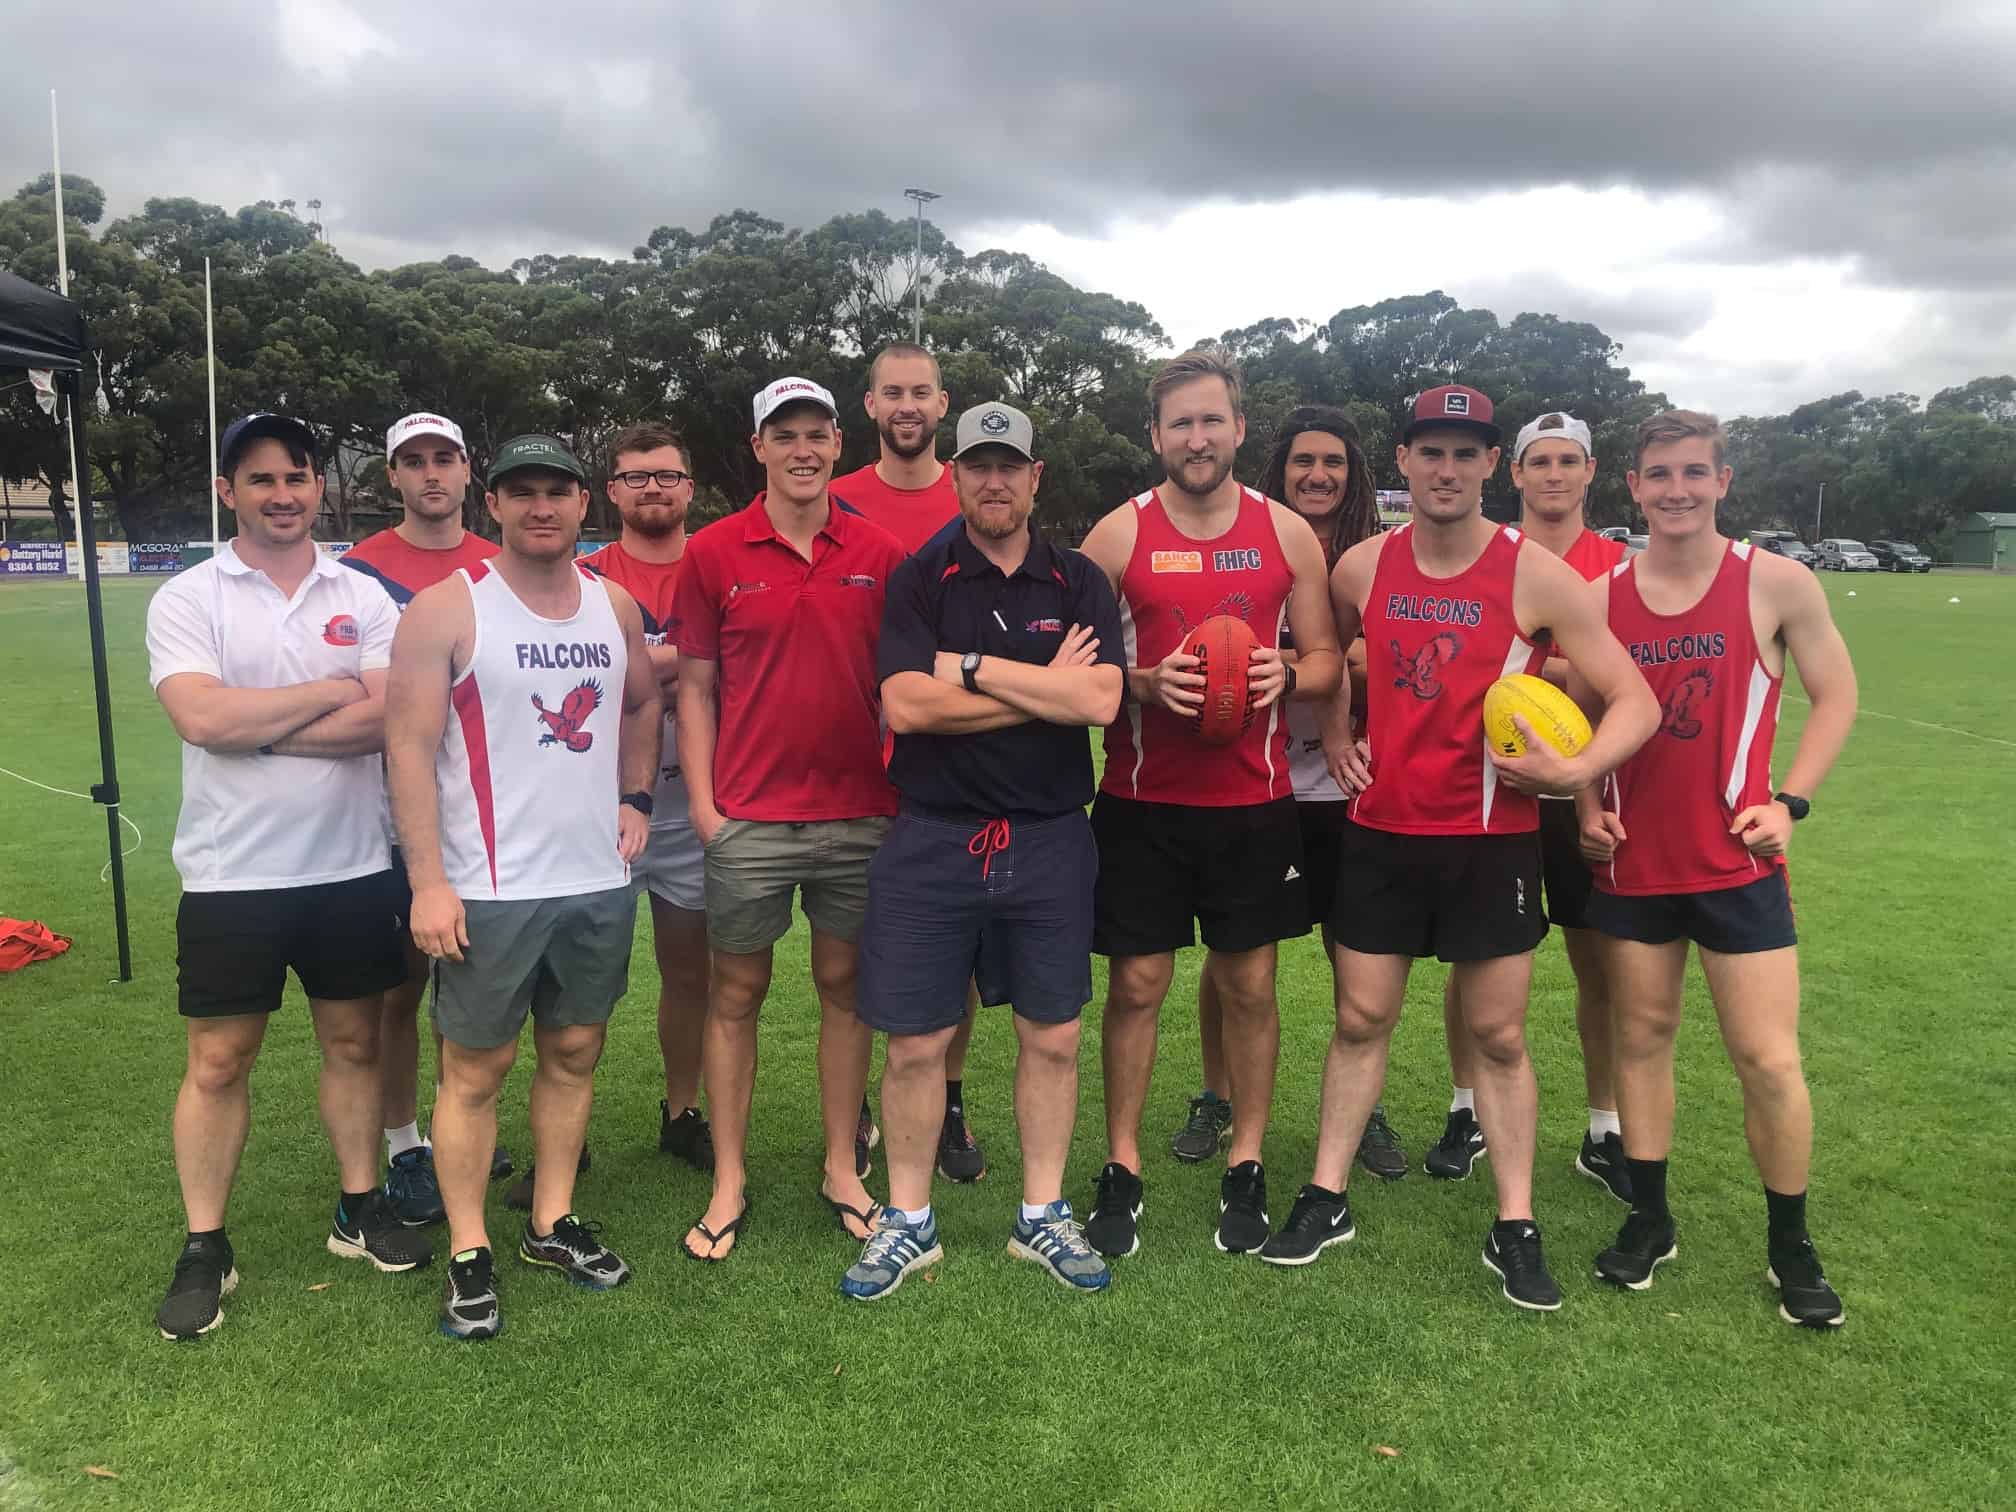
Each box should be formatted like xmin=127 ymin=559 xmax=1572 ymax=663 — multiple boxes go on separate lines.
xmin=1355 ymin=1105 xmax=1409 ymax=1182
xmin=1008 ymin=1200 xmax=1110 ymax=1292
xmin=1171 ymin=1093 xmax=1233 ymax=1163
xmin=839 ymin=1209 xmax=942 ymax=1302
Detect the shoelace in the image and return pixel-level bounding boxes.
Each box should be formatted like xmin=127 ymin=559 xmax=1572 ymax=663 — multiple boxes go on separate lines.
xmin=1617 ymin=1209 xmax=1670 ymax=1250
xmin=1363 ymin=1110 xmax=1398 ymax=1148
xmin=1285 ymin=1192 xmax=1340 ymax=1234
xmin=1496 ymin=1227 xmax=1545 ymax=1277
xmin=1034 ymin=1214 xmax=1095 ymax=1260
xmin=170 ymin=1246 xmax=229 ymax=1290
xmin=548 ymin=1216 xmax=607 ymax=1256
xmin=968 ymin=818 xmax=1012 ymax=879
xmin=1224 ymin=1168 xmax=1266 ymax=1212
xmin=861 ymin=1220 xmax=924 ymax=1270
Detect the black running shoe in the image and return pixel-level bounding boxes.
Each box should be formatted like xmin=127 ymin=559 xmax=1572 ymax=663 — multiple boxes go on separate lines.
xmin=1356 ymin=1105 xmax=1409 ymax=1182
xmin=385 ymin=1147 xmax=447 ymax=1227
xmin=1424 ymin=1109 xmax=1487 ymax=1180
xmin=328 ymin=1190 xmax=434 ymax=1272
xmin=1576 ymin=1131 xmax=1634 ymax=1204
xmin=1258 ymin=1185 xmax=1355 ymax=1267
xmin=1768 ymin=1235 xmax=1845 ymax=1328
xmin=936 ymin=1100 xmax=987 ymax=1183
xmin=1084 ymin=1162 xmax=1144 ymax=1259
xmin=519 ymin=1213 xmax=631 ymax=1291
xmin=855 ymin=1098 xmax=879 ymax=1181
xmin=505 ymin=1143 xmax=592 ymax=1213
xmin=659 ymin=1102 xmax=715 ymax=1172
xmin=1216 ymin=1160 xmax=1270 ymax=1255
xmin=439 ymin=1246 xmax=501 ymax=1341
xmin=1482 ymin=1220 xmax=1562 ymax=1311
xmin=156 ymin=1233 xmax=238 ymax=1340
xmin=1170 ymin=1093 xmax=1233 ymax=1163
xmin=490 ymin=1146 xmax=514 ymax=1181
xmin=1595 ymin=1209 xmax=1678 ymax=1291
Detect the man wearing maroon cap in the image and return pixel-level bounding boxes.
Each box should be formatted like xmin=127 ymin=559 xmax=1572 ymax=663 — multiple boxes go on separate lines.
xmin=671 ymin=376 xmax=906 ymax=1260
xmin=1256 ymin=384 xmax=1657 ymax=1312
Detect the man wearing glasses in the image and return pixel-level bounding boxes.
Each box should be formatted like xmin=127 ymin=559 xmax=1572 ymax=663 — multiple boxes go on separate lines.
xmin=579 ymin=425 xmax=714 ymax=1176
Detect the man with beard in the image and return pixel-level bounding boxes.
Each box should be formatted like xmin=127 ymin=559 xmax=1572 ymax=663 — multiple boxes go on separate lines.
xmin=148 ymin=413 xmax=431 ymax=1340
xmin=344 ymin=413 xmax=500 ymax=1226
xmin=1077 ymin=347 xmax=1344 ymax=1260
xmin=1431 ymin=413 xmax=1632 ymax=1200
xmin=841 ymin=402 xmax=1124 ymax=1300
xmin=389 ymin=434 xmax=659 ymax=1340
xmin=579 ymin=424 xmax=714 ymax=1177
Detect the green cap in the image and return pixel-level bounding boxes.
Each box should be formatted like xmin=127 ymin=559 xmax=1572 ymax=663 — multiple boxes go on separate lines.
xmin=487 ymin=434 xmax=588 ymax=488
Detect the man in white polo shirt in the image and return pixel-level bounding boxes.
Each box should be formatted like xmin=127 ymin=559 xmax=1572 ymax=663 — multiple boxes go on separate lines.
xmin=146 ymin=412 xmax=433 ymax=1342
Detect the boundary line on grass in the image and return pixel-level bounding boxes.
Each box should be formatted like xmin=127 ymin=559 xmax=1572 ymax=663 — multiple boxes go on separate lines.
xmin=1782 ymin=693 xmax=2016 ymax=750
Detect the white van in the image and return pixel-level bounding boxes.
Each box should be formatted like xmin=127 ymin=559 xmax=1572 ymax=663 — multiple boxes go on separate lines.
xmin=1815 ymin=538 xmax=1878 ymax=571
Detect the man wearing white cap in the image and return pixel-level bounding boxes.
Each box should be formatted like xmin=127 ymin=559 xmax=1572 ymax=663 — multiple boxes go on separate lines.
xmin=670 ymin=377 xmax=906 ymax=1261
xmin=1429 ymin=413 xmax=1634 ymax=1206
xmin=345 ymin=413 xmax=501 ymax=1225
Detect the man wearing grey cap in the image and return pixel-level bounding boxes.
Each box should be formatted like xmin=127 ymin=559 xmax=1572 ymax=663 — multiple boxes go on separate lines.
xmin=837 ymin=402 xmax=1125 ymax=1300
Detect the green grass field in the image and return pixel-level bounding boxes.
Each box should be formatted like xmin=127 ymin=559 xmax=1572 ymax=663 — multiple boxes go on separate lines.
xmin=2 ymin=570 xmax=2012 ymax=1510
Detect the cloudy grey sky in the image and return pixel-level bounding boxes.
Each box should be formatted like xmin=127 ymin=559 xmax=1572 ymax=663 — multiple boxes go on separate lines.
xmin=9 ymin=0 xmax=2013 ymax=416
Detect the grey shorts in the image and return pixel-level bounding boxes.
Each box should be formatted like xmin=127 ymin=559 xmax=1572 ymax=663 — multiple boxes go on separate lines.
xmin=702 ymin=815 xmax=892 ymax=954
xmin=432 ymin=885 xmax=636 ymax=1050
xmin=633 ymin=817 xmax=705 ymax=913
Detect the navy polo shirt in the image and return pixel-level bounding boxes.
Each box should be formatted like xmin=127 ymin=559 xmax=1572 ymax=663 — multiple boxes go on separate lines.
xmin=878 ymin=525 xmax=1124 ymax=821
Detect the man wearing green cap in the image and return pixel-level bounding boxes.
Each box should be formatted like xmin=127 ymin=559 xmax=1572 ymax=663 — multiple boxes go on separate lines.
xmin=387 ymin=434 xmax=662 ymax=1340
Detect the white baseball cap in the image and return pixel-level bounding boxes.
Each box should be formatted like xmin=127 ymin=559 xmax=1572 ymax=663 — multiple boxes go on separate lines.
xmin=1513 ymin=411 xmax=1593 ymax=463
xmin=752 ymin=376 xmax=839 ymax=430
xmin=386 ymin=412 xmax=467 ymax=460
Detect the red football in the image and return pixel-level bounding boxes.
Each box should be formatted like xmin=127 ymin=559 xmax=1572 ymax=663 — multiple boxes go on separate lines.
xmin=1183 ymin=614 xmax=1259 ymax=746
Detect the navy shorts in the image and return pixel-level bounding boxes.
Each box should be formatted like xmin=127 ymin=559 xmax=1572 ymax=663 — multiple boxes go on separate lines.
xmin=859 ymin=809 xmax=1096 ymax=1036
xmin=1584 ymin=868 xmax=1797 ymax=954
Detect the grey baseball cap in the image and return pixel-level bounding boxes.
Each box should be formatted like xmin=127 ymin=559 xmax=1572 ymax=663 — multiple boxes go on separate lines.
xmin=952 ymin=402 xmax=1035 ymax=460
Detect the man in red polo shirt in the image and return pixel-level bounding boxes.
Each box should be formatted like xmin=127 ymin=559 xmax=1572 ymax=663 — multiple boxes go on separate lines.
xmin=832 ymin=342 xmax=988 ymax=1184
xmin=671 ymin=376 xmax=905 ymax=1261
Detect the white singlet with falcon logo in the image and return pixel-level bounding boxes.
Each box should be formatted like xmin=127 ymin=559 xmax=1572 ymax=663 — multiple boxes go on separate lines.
xmin=435 ymin=560 xmax=629 ymax=900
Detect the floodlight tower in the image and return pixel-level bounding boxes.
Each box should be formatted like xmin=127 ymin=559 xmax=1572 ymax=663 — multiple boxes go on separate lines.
xmin=904 ymin=188 xmax=941 ymax=343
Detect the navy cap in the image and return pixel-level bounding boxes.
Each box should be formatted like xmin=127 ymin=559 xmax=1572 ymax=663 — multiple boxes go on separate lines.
xmin=219 ymin=412 xmax=320 ymax=477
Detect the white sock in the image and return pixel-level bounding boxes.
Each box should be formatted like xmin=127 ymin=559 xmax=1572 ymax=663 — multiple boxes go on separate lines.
xmin=1589 ymin=1107 xmax=1622 ymax=1139
xmin=385 ymin=1121 xmax=424 ymax=1159
xmin=893 ymin=1205 xmax=932 ymax=1227
xmin=1021 ymin=1200 xmax=1054 ymax=1223
xmin=1450 ymin=1087 xmax=1476 ymax=1114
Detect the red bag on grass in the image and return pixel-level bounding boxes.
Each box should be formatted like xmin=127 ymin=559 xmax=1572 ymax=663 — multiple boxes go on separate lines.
xmin=0 ymin=918 xmax=72 ymax=972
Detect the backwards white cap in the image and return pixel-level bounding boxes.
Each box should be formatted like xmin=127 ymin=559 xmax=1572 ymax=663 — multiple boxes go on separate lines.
xmin=1513 ymin=411 xmax=1593 ymax=463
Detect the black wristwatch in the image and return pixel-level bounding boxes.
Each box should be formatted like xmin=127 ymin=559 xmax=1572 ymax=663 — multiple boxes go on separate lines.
xmin=621 ymin=790 xmax=654 ymax=817
xmin=1773 ymin=792 xmax=1809 ymax=821
xmin=961 ymin=651 xmax=982 ymax=693
xmin=1282 ymin=664 xmax=1298 ymax=699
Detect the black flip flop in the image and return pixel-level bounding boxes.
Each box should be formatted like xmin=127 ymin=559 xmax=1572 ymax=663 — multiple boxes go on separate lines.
xmin=681 ymin=1201 xmax=749 ymax=1263
xmin=819 ymin=1187 xmax=882 ymax=1241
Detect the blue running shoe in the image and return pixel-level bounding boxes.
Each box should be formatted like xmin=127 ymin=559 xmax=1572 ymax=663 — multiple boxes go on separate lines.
xmin=1008 ymin=1200 xmax=1110 ymax=1292
xmin=385 ymin=1147 xmax=446 ymax=1227
xmin=839 ymin=1209 xmax=942 ymax=1302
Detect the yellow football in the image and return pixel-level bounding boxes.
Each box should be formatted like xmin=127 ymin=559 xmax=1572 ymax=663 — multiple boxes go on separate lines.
xmin=1484 ymin=673 xmax=1591 ymax=758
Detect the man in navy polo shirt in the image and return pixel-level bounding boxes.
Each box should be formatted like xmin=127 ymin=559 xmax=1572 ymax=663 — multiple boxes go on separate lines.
xmin=839 ymin=402 xmax=1125 ymax=1301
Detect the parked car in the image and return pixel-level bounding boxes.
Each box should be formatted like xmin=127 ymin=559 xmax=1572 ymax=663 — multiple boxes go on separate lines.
xmin=1761 ymin=537 xmax=1820 ymax=569
xmin=1816 ymin=537 xmax=1878 ymax=571
xmin=1624 ymin=534 xmax=1649 ymax=555
xmin=1596 ymin=526 xmax=1632 ymax=542
xmin=1867 ymin=539 xmax=1932 ymax=572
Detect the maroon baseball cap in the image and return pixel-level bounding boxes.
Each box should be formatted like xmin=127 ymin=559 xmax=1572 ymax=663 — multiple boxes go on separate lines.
xmin=1403 ymin=384 xmax=1501 ymax=446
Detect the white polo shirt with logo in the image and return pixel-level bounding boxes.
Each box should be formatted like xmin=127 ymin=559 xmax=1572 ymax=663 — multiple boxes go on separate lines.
xmin=146 ymin=541 xmax=397 ymax=892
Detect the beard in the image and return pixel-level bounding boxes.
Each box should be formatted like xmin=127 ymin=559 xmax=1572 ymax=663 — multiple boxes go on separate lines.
xmin=878 ymin=416 xmax=935 ymax=460
xmin=622 ymin=500 xmax=687 ymax=538
xmin=962 ymin=499 xmax=1030 ymax=540
xmin=1164 ymin=451 xmax=1235 ymax=498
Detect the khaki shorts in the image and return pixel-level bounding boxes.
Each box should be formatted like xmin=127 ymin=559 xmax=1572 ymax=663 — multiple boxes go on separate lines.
xmin=702 ymin=816 xmax=891 ymax=954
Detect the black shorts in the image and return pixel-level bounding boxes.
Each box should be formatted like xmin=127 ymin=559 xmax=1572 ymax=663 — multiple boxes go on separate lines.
xmin=1297 ymin=800 xmax=1352 ymax=934
xmin=1091 ymin=792 xmax=1304 ymax=957
xmin=1584 ymin=869 xmax=1797 ymax=955
xmin=859 ymin=809 xmax=1095 ymax=1035
xmin=177 ymin=870 xmax=407 ymax=1017
xmin=1330 ymin=822 xmax=1547 ymax=963
xmin=1537 ymin=799 xmax=1595 ymax=930
xmin=386 ymin=845 xmax=427 ymax=984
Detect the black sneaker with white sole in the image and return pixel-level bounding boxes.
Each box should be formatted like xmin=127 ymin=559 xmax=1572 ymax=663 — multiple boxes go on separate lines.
xmin=327 ymin=1190 xmax=434 ymax=1272
xmin=156 ymin=1233 xmax=238 ymax=1340
xmin=1482 ymin=1220 xmax=1562 ymax=1311
xmin=1768 ymin=1235 xmax=1845 ymax=1328
xmin=1170 ymin=1093 xmax=1233 ymax=1163
xmin=937 ymin=1100 xmax=987 ymax=1183
xmin=659 ymin=1101 xmax=715 ymax=1172
xmin=1216 ymin=1160 xmax=1270 ymax=1254
xmin=1258 ymin=1185 xmax=1355 ymax=1267
xmin=1576 ymin=1131 xmax=1634 ymax=1204
xmin=519 ymin=1213 xmax=631 ymax=1290
xmin=1595 ymin=1209 xmax=1678 ymax=1291
xmin=1084 ymin=1162 xmax=1143 ymax=1258
xmin=438 ymin=1246 xmax=501 ymax=1341
xmin=1424 ymin=1109 xmax=1486 ymax=1179
xmin=1356 ymin=1105 xmax=1409 ymax=1182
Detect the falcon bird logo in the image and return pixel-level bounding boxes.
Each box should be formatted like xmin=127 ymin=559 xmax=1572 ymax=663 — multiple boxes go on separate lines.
xmin=1391 ymin=632 xmax=1464 ymax=700
xmin=1659 ymin=666 xmax=1715 ymax=741
xmin=532 ymin=679 xmax=602 ymax=752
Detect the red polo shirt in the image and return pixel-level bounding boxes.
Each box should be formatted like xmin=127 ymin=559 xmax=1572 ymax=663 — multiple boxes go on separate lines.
xmin=671 ymin=494 xmax=903 ymax=822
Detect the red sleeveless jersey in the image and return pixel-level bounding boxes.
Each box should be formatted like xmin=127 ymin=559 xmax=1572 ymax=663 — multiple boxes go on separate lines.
xmin=1102 ymin=487 xmax=1296 ymax=806
xmin=1597 ymin=541 xmax=1784 ymax=895
xmin=1351 ymin=523 xmax=1545 ymax=835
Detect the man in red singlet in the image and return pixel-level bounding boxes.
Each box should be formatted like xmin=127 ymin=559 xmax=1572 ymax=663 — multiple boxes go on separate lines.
xmin=1576 ymin=410 xmax=1857 ymax=1328
xmin=579 ymin=423 xmax=714 ymax=1177
xmin=831 ymin=343 xmax=988 ymax=1184
xmin=1433 ymin=412 xmax=1635 ymax=1204
xmin=1077 ymin=347 xmax=1344 ymax=1260
xmin=1258 ymin=385 xmax=1656 ymax=1312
